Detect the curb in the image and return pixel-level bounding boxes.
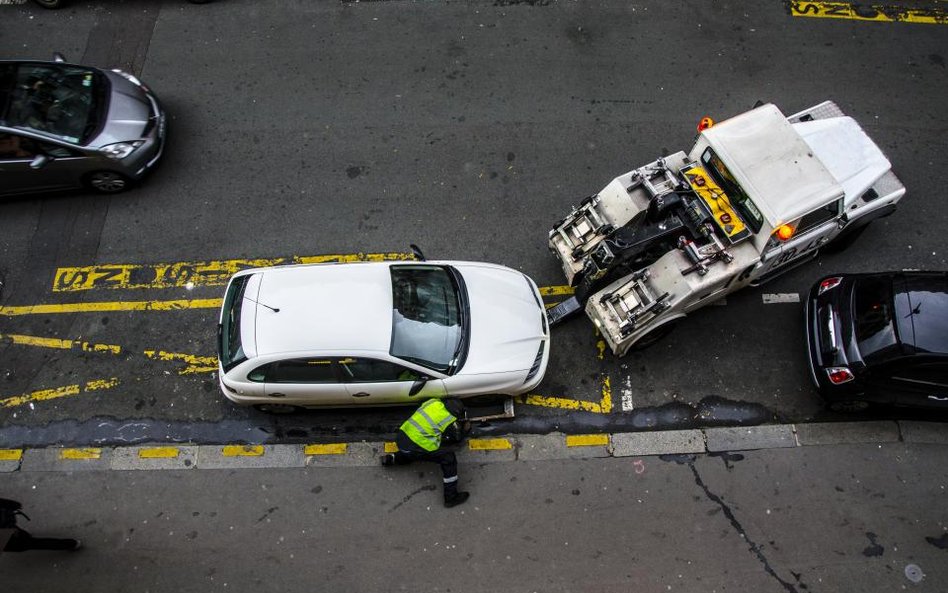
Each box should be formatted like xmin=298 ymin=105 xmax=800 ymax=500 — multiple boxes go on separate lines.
xmin=0 ymin=420 xmax=944 ymax=473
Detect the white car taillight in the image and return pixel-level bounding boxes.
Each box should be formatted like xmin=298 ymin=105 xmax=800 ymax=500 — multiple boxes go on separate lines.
xmin=826 ymin=366 xmax=855 ymax=385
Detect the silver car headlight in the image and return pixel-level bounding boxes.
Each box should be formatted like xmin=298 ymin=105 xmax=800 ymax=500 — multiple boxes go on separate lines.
xmin=100 ymin=141 xmax=144 ymax=160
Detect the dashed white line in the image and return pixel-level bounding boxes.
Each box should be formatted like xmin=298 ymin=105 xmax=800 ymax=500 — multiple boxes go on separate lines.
xmin=620 ymin=376 xmax=634 ymax=411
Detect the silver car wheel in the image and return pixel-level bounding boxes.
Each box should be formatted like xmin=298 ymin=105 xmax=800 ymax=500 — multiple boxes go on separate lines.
xmin=88 ymin=171 xmax=129 ymax=193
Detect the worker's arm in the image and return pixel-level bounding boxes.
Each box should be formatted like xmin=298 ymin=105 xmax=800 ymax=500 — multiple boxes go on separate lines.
xmin=442 ymin=420 xmax=472 ymax=445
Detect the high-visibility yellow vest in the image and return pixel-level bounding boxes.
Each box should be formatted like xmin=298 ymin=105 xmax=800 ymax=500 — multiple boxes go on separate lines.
xmin=400 ymin=399 xmax=457 ymax=452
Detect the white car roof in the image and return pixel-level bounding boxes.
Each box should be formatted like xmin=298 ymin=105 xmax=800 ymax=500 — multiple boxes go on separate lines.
xmin=248 ymin=262 xmax=394 ymax=357
xmin=699 ymin=104 xmax=844 ymax=228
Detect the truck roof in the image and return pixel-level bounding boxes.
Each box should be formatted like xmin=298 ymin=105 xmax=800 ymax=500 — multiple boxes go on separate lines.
xmin=700 ymin=104 xmax=843 ymax=229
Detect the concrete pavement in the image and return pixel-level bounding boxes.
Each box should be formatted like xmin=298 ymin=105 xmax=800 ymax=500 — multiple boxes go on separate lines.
xmin=1 ymin=423 xmax=946 ymax=592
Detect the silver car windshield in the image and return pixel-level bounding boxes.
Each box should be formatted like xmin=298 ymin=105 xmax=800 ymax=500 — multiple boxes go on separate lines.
xmin=389 ymin=265 xmax=466 ymax=374
xmin=0 ymin=63 xmax=102 ymax=144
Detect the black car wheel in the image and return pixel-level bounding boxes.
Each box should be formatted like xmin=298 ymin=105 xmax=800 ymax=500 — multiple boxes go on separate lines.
xmin=828 ymin=399 xmax=870 ymax=413
xmin=32 ymin=0 xmax=65 ymax=7
xmin=254 ymin=403 xmax=301 ymax=414
xmin=85 ymin=170 xmax=131 ymax=194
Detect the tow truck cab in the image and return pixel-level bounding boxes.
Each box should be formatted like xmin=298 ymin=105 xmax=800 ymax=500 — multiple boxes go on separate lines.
xmin=548 ymin=101 xmax=905 ymax=356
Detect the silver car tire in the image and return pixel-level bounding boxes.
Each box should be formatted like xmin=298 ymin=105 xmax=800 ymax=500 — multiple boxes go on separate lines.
xmin=85 ymin=171 xmax=131 ymax=194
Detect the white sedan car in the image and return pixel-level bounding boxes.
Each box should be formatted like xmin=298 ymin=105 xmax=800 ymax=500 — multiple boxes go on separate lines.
xmin=217 ymin=260 xmax=550 ymax=413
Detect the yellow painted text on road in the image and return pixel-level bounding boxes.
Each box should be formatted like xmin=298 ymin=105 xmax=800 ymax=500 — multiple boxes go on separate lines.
xmin=144 ymin=350 xmax=217 ymax=374
xmin=0 ymin=378 xmax=120 ymax=409
xmin=52 ymin=252 xmax=414 ymax=292
xmin=790 ymin=1 xmax=948 ymax=24
xmin=520 ymin=374 xmax=613 ymax=414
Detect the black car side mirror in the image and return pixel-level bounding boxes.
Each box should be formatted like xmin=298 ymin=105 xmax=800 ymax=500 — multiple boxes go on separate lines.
xmin=408 ymin=378 xmax=428 ymax=396
xmin=29 ymin=154 xmax=50 ymax=169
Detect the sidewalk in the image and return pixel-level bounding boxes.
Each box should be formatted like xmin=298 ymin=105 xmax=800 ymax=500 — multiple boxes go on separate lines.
xmin=1 ymin=422 xmax=946 ymax=592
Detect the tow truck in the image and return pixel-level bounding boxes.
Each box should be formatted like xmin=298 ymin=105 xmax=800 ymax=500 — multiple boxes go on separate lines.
xmin=547 ymin=101 xmax=906 ymax=356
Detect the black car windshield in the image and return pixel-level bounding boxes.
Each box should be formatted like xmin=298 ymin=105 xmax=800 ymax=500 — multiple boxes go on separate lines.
xmin=894 ymin=274 xmax=948 ymax=355
xmin=852 ymin=276 xmax=900 ymax=364
xmin=0 ymin=63 xmax=103 ymax=144
xmin=389 ymin=265 xmax=467 ymax=374
xmin=218 ymin=275 xmax=250 ymax=372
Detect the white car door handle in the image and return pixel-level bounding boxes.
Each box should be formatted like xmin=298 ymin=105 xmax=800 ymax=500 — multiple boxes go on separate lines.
xmin=352 ymin=392 xmax=371 ymax=397
xmin=269 ymin=392 xmax=286 ymax=398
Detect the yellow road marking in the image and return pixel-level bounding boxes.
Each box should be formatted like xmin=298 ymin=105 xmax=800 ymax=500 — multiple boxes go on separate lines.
xmin=0 ymin=378 xmax=120 ymax=409
xmin=304 ymin=443 xmax=348 ymax=455
xmin=520 ymin=374 xmax=613 ymax=414
xmin=139 ymin=447 xmax=180 ymax=459
xmin=143 ymin=350 xmax=217 ymax=374
xmin=469 ymin=438 xmax=513 ymax=451
xmin=384 ymin=442 xmax=398 ymax=453
xmin=0 ymin=449 xmax=23 ymax=461
xmin=539 ymin=285 xmax=574 ymax=297
xmin=0 ymin=298 xmax=223 ymax=317
xmin=0 ymin=333 xmax=122 ymax=354
xmin=60 ymin=448 xmax=101 ymax=460
xmin=566 ymin=434 xmax=609 ymax=447
xmin=52 ymin=252 xmax=414 ymax=292
xmin=790 ymin=1 xmax=948 ymax=24
xmin=222 ymin=445 xmax=264 ymax=457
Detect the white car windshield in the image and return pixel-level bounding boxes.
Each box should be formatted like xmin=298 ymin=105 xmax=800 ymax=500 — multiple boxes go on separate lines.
xmin=389 ymin=265 xmax=467 ymax=374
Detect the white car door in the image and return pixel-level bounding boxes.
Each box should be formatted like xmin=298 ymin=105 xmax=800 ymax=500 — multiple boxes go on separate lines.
xmin=339 ymin=357 xmax=446 ymax=404
xmin=262 ymin=357 xmax=352 ymax=406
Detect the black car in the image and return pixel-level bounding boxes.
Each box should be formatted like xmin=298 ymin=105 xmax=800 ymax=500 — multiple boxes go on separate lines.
xmin=805 ymin=271 xmax=948 ymax=412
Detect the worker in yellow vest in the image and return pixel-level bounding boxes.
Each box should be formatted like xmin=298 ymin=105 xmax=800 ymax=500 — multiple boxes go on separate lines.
xmin=381 ymin=398 xmax=471 ymax=508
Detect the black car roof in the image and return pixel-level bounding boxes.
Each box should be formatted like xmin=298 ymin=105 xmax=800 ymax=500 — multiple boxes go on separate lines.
xmin=895 ymin=272 xmax=948 ymax=355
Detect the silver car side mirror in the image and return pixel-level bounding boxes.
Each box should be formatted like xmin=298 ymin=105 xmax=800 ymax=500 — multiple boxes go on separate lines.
xmin=29 ymin=154 xmax=50 ymax=169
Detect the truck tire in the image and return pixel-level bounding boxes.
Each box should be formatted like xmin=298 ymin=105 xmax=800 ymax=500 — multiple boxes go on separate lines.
xmin=630 ymin=321 xmax=678 ymax=351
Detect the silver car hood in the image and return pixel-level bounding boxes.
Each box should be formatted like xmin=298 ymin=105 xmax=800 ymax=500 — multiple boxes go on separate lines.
xmin=87 ymin=71 xmax=151 ymax=147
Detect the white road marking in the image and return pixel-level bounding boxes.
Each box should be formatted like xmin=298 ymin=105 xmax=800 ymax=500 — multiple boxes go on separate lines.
xmin=762 ymin=293 xmax=801 ymax=304
xmin=620 ymin=376 xmax=634 ymax=411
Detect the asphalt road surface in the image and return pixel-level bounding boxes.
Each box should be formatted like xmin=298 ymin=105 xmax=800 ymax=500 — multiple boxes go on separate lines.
xmin=1 ymin=0 xmax=947 ymax=446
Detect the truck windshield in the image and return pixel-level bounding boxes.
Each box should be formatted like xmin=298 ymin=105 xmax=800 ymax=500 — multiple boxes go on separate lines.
xmin=701 ymin=148 xmax=764 ymax=233
xmin=0 ymin=63 xmax=105 ymax=145
xmin=390 ymin=265 xmax=468 ymax=374
xmin=218 ymin=275 xmax=250 ymax=372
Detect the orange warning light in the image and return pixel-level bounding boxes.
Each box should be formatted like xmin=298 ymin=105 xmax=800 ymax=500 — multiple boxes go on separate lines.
xmin=697 ymin=117 xmax=715 ymax=132
xmin=775 ymin=224 xmax=795 ymax=241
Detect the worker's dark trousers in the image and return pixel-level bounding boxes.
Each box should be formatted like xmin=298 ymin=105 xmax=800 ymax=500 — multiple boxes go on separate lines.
xmin=3 ymin=528 xmax=78 ymax=552
xmin=393 ymin=432 xmax=460 ymax=498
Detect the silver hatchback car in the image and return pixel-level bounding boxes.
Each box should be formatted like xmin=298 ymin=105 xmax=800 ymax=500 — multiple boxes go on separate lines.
xmin=0 ymin=54 xmax=166 ymax=196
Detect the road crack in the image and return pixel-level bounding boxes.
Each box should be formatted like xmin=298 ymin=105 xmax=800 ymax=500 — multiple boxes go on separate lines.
xmin=689 ymin=463 xmax=803 ymax=593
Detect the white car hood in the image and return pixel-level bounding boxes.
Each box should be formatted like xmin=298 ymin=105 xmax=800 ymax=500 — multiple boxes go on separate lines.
xmin=454 ymin=263 xmax=545 ymax=376
xmin=795 ymin=117 xmax=891 ymax=204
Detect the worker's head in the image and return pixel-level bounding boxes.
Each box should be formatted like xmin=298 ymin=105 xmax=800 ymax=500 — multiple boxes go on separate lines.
xmin=442 ymin=398 xmax=465 ymax=420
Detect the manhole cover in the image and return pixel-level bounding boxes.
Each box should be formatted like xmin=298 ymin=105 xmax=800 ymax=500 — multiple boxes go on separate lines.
xmin=905 ymin=564 xmax=924 ymax=584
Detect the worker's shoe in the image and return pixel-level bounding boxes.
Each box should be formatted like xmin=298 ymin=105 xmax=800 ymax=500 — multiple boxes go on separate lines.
xmin=444 ymin=491 xmax=469 ymax=508
xmin=380 ymin=454 xmax=395 ymax=467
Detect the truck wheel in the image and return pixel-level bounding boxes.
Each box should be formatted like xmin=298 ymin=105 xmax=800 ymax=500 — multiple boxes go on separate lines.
xmin=823 ymin=223 xmax=870 ymax=254
xmin=630 ymin=321 xmax=677 ymax=351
